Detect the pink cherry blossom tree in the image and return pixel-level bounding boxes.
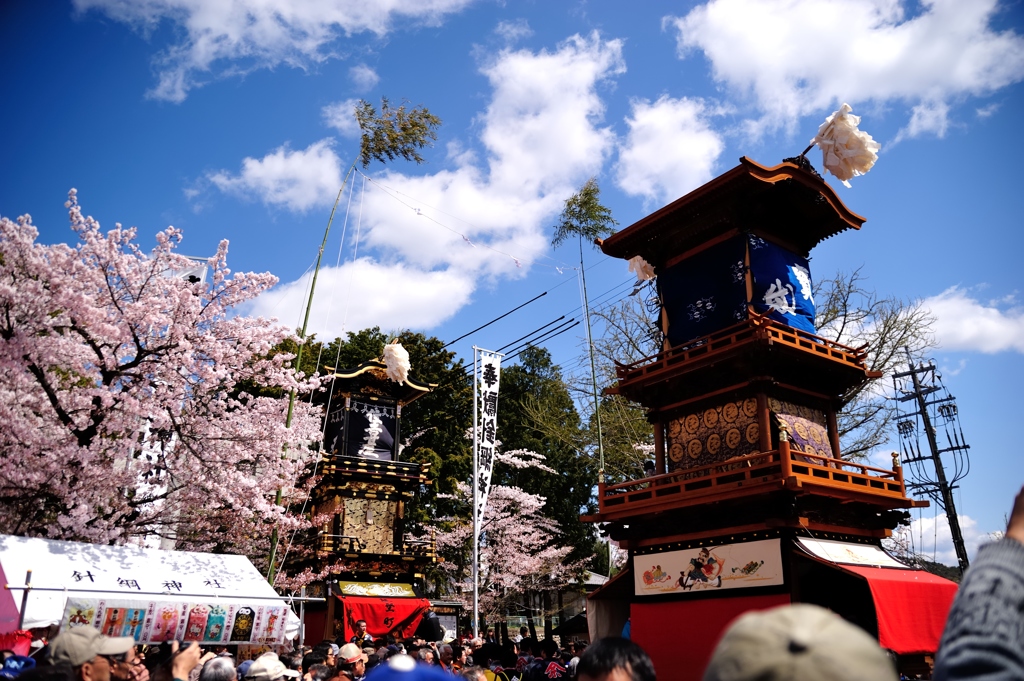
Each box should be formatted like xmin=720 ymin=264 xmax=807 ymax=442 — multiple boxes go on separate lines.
xmin=432 ymin=450 xmax=584 ymax=624
xmin=0 ymin=191 xmax=322 ymax=553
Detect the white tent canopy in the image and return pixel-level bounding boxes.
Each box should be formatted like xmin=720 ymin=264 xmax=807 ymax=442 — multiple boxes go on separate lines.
xmin=0 ymin=535 xmax=299 ymax=644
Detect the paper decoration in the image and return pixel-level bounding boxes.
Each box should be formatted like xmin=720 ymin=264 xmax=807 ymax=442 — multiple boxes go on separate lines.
xmin=382 ymin=342 xmax=410 ymax=384
xmin=810 ymin=103 xmax=881 ymax=188
xmin=59 ymin=598 xmax=288 ymax=645
xmin=627 ymin=255 xmax=656 ymax=281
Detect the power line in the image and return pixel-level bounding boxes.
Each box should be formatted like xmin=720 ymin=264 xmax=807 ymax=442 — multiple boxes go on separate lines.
xmin=496 ymin=316 xmax=568 ymax=353
xmin=442 ymin=292 xmax=548 ymax=349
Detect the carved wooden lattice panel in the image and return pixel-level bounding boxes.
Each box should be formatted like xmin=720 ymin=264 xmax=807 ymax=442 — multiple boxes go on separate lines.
xmin=666 ymin=397 xmax=760 ymax=472
xmin=341 ymin=498 xmax=398 ymax=554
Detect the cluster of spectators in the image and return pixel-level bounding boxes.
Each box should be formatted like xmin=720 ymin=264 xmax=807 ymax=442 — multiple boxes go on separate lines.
xmin=2 ymin=483 xmax=1020 ymax=681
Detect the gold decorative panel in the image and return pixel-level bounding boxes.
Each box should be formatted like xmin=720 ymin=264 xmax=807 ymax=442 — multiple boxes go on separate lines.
xmin=666 ymin=397 xmax=760 ymax=472
xmin=769 ymin=398 xmax=833 ymax=459
xmin=342 ymin=497 xmax=398 ymax=554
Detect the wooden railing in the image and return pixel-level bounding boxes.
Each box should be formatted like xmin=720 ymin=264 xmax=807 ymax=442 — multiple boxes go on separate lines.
xmin=596 ymin=440 xmax=906 ymax=516
xmin=614 ymin=315 xmax=868 ymax=383
xmin=317 ymin=534 xmax=436 ymax=559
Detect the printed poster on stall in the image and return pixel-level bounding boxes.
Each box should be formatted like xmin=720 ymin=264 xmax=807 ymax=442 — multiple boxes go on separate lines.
xmin=634 ymin=538 xmax=784 ymax=595
xmin=60 ymin=598 xmax=288 ymax=645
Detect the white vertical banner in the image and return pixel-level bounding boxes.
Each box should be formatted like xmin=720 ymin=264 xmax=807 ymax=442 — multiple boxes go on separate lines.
xmin=475 ymin=351 xmax=501 ymax=524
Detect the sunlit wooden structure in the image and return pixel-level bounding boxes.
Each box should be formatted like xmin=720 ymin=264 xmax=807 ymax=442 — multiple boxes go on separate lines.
xmin=583 ymin=158 xmax=957 ymax=680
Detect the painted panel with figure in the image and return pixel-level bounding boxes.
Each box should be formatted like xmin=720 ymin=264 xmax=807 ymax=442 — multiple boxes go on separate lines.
xmin=635 ymin=539 xmax=784 ymax=596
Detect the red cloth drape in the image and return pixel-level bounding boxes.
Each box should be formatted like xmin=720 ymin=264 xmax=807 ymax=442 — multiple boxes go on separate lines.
xmin=632 ymin=593 xmax=791 ymax=681
xmin=0 ymin=630 xmax=32 ymax=656
xmin=337 ymin=596 xmax=430 ymax=642
xmin=843 ymin=565 xmax=957 ymax=654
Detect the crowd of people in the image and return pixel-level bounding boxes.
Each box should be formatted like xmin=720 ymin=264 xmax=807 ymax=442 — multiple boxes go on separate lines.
xmin=2 ymin=485 xmax=1021 ymax=681
xmin=0 ymin=625 xmax=632 ymax=681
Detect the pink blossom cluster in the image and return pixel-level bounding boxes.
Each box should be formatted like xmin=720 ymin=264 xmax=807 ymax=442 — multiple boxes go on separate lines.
xmin=0 ymin=191 xmax=322 ymax=550
xmin=432 ymin=478 xmax=583 ymax=618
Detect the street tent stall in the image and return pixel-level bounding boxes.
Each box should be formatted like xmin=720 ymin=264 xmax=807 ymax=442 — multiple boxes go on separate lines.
xmin=0 ymin=535 xmax=300 ymax=644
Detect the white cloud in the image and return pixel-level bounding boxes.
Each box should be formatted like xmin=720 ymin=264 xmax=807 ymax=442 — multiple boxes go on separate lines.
xmin=976 ymin=102 xmax=1000 ymax=118
xmin=495 ymin=19 xmax=533 ymax=43
xmin=244 ymin=258 xmax=473 ymax=336
xmin=73 ymin=0 xmax=475 ymax=102
xmin=349 ymin=64 xmax=380 ymax=91
xmin=894 ymin=100 xmax=951 ymax=143
xmin=924 ymin=286 xmax=1024 ymax=353
xmin=893 ymin=512 xmax=996 ymax=567
xmin=248 ymin=32 xmax=625 ymax=334
xmin=666 ymin=0 xmax=1024 ymax=133
xmin=208 ymin=139 xmax=343 ymax=212
xmin=615 ymin=95 xmax=725 ymax=205
xmin=322 ymin=98 xmax=362 ymax=137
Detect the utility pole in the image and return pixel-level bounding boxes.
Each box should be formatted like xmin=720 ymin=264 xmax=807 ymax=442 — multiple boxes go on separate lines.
xmin=893 ymin=349 xmax=971 ymax=573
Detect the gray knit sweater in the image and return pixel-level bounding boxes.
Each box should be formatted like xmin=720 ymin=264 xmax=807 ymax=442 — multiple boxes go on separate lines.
xmin=934 ymin=538 xmax=1024 ymax=681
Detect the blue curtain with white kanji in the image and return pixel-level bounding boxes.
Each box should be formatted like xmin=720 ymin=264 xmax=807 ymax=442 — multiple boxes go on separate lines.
xmin=747 ymin=235 xmax=816 ymax=334
xmin=659 ymin=236 xmax=747 ymax=346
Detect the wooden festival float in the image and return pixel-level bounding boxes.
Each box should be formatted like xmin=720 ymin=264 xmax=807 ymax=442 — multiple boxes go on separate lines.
xmin=297 ymin=358 xmax=454 ymax=644
xmin=582 ymin=157 xmax=958 ymax=680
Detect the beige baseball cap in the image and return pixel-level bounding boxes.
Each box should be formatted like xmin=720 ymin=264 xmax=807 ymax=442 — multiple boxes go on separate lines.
xmin=244 ymin=653 xmax=300 ymax=681
xmin=338 ymin=643 xmax=368 ymax=664
xmin=702 ymin=603 xmax=896 ymax=681
xmin=48 ymin=627 xmax=135 ymax=668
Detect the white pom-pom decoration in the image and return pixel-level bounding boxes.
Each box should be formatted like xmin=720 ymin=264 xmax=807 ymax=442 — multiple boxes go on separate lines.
xmin=628 ymin=255 xmax=656 ymax=281
xmin=382 ymin=342 xmax=411 ymax=384
xmin=810 ymin=103 xmax=881 ymax=188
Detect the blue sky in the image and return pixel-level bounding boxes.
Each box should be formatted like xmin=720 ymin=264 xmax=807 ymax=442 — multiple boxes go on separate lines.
xmin=2 ymin=0 xmax=1023 ymax=565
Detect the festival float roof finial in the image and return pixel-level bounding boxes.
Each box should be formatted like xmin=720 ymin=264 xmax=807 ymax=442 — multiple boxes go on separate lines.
xmin=382 ymin=341 xmax=411 ymax=384
xmin=802 ymin=103 xmax=881 ymax=188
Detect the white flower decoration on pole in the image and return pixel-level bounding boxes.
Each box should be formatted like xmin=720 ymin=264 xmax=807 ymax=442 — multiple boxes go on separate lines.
xmin=808 ymin=103 xmax=881 ymax=188
xmin=628 ymin=255 xmax=656 ymax=281
xmin=382 ymin=342 xmax=411 ymax=384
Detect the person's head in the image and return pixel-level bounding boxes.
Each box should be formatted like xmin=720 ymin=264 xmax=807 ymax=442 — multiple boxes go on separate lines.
xmin=337 ymin=645 xmax=367 ymax=679
xmin=47 ymin=627 xmax=136 ymax=681
xmin=106 ymin=646 xmax=143 ymax=681
xmin=236 ymin=661 xmax=253 ymax=681
xmin=6 ymin=663 xmax=75 ymax=681
xmin=1 ymin=654 xmax=37 ymax=680
xmin=313 ymin=645 xmax=335 ymax=669
xmin=245 ymin=653 xmax=301 ymax=681
xmin=459 ymin=668 xmax=485 ymax=681
xmin=438 ymin=647 xmax=452 ymax=666
xmin=577 ymin=637 xmax=655 ymax=681
xmin=308 ymin=665 xmax=332 ymax=681
xmin=702 ymin=604 xmax=896 ymax=681
xmin=415 ymin=650 xmax=433 ymax=666
xmin=199 ymin=657 xmax=236 ymax=681
xmin=519 ymin=627 xmax=529 ymax=640
xmin=469 ymin=640 xmax=483 ymax=653
xmin=363 ymin=655 xmax=449 ymax=680
xmin=539 ymin=639 xmax=558 ymax=661
xmin=302 ymin=653 xmax=326 ymax=676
